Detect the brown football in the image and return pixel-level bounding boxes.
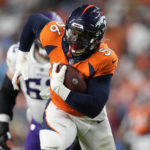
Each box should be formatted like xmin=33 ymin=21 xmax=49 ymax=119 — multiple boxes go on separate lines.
xmin=57 ymin=64 xmax=87 ymax=93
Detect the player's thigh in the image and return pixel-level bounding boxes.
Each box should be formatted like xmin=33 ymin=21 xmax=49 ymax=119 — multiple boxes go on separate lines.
xmin=40 ymin=102 xmax=77 ymax=150
xmin=78 ymin=117 xmax=116 ymax=150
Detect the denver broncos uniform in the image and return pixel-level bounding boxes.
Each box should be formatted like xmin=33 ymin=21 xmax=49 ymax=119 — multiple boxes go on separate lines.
xmin=17 ymin=11 xmax=118 ymax=150
xmin=39 ymin=21 xmax=118 ymax=150
xmin=40 ymin=21 xmax=117 ymax=117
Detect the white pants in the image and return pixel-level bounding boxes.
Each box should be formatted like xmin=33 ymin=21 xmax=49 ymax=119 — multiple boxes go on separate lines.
xmin=40 ymin=102 xmax=116 ymax=150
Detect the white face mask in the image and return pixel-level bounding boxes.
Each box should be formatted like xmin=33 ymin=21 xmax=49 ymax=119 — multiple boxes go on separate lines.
xmin=38 ymin=47 xmax=48 ymax=58
xmin=34 ymin=48 xmax=49 ymax=64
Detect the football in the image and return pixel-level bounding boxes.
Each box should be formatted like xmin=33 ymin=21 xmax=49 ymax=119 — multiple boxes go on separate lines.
xmin=57 ymin=64 xmax=87 ymax=93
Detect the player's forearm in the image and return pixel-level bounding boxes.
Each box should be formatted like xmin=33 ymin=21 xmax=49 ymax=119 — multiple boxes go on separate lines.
xmin=19 ymin=14 xmax=50 ymax=52
xmin=65 ymin=75 xmax=112 ymax=118
xmin=0 ymin=74 xmax=19 ymax=119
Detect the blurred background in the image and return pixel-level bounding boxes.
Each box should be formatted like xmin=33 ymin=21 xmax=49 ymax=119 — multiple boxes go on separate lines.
xmin=0 ymin=0 xmax=150 ymax=150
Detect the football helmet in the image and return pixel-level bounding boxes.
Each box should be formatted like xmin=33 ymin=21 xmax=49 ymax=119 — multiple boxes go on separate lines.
xmin=34 ymin=39 xmax=49 ymax=63
xmin=65 ymin=4 xmax=107 ymax=57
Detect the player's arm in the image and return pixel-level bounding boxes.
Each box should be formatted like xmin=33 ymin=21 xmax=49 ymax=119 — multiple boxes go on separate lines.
xmin=65 ymin=74 xmax=112 ymax=118
xmin=12 ymin=14 xmax=50 ymax=90
xmin=0 ymin=70 xmax=18 ymax=118
xmin=50 ymin=62 xmax=112 ymax=118
xmin=19 ymin=14 xmax=50 ymax=52
xmin=0 ymin=70 xmax=19 ymax=149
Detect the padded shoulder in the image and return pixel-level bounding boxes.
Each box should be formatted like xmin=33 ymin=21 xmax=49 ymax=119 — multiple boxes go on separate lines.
xmin=40 ymin=21 xmax=65 ymax=48
xmin=89 ymin=43 xmax=118 ymax=77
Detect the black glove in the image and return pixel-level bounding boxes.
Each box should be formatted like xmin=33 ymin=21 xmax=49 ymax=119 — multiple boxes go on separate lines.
xmin=0 ymin=122 xmax=12 ymax=150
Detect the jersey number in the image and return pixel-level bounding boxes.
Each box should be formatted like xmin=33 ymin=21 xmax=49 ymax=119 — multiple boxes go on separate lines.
xmin=99 ymin=48 xmax=111 ymax=56
xmin=25 ymin=78 xmax=50 ymax=100
xmin=50 ymin=22 xmax=65 ymax=36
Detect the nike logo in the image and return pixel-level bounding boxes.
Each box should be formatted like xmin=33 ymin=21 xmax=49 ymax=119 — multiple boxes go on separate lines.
xmin=97 ymin=120 xmax=104 ymax=124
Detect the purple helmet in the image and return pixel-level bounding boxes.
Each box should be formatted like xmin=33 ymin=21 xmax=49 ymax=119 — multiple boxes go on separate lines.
xmin=41 ymin=11 xmax=63 ymax=22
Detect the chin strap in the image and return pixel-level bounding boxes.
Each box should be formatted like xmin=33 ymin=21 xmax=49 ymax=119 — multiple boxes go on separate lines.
xmin=67 ymin=48 xmax=72 ymax=58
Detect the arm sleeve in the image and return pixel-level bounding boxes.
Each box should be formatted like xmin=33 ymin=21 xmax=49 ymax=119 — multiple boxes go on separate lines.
xmin=65 ymin=74 xmax=112 ymax=118
xmin=19 ymin=14 xmax=50 ymax=52
xmin=0 ymin=75 xmax=19 ymax=119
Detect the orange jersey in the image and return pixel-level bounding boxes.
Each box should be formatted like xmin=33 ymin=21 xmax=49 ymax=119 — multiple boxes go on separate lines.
xmin=40 ymin=21 xmax=118 ymax=116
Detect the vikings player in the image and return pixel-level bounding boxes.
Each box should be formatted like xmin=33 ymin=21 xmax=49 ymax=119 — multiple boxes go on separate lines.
xmin=0 ymin=12 xmax=65 ymax=150
xmin=12 ymin=5 xmax=118 ymax=150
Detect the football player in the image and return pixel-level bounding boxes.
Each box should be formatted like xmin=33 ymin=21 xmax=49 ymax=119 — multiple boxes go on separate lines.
xmin=0 ymin=12 xmax=67 ymax=150
xmin=12 ymin=4 xmax=118 ymax=150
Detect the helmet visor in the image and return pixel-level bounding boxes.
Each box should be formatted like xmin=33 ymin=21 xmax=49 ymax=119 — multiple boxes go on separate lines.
xmin=66 ymin=28 xmax=93 ymax=50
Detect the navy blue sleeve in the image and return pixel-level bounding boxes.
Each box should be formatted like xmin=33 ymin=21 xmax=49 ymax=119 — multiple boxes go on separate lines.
xmin=0 ymin=75 xmax=19 ymax=119
xmin=19 ymin=14 xmax=50 ymax=52
xmin=65 ymin=74 xmax=112 ymax=118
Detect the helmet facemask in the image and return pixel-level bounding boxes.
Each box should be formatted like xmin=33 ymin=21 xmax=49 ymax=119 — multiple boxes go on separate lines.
xmin=65 ymin=26 xmax=102 ymax=57
xmin=34 ymin=40 xmax=49 ymax=63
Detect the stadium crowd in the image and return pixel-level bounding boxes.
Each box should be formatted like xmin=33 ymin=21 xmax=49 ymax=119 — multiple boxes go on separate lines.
xmin=0 ymin=0 xmax=150 ymax=149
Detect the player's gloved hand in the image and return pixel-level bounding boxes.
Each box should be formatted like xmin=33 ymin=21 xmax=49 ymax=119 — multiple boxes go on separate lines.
xmin=0 ymin=122 xmax=12 ymax=150
xmin=50 ymin=62 xmax=70 ymax=100
xmin=40 ymin=87 xmax=51 ymax=100
xmin=12 ymin=51 xmax=29 ymax=90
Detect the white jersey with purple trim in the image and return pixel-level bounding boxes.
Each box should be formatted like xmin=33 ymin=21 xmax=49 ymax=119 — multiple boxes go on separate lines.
xmin=6 ymin=43 xmax=50 ymax=124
